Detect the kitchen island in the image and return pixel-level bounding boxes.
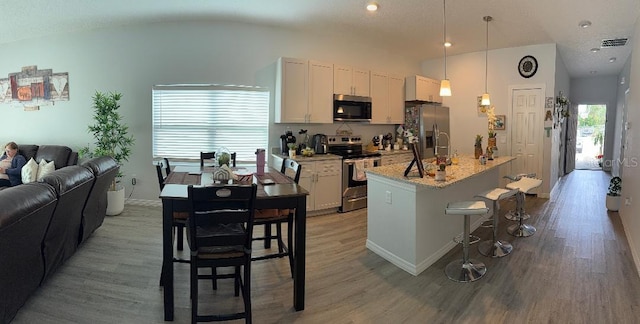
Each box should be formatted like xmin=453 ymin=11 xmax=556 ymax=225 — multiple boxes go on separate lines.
xmin=365 ymin=155 xmax=515 ymax=276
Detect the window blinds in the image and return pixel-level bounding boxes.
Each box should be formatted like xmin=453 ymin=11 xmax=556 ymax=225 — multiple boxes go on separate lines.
xmin=152 ymin=84 xmax=269 ymax=163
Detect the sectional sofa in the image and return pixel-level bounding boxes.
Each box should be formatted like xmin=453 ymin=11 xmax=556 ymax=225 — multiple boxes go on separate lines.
xmin=0 ymin=145 xmax=118 ymax=323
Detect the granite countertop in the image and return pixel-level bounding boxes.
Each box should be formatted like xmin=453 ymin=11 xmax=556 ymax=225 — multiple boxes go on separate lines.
xmin=271 ymin=153 xmax=342 ymax=162
xmin=366 ymin=155 xmax=515 ymax=188
xmin=377 ymin=149 xmax=413 ymax=156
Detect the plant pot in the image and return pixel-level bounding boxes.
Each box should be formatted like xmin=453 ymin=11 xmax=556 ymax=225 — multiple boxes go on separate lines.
xmin=474 ymin=145 xmax=483 ymax=159
xmin=106 ymin=186 xmax=125 ymax=216
xmin=606 ymin=195 xmax=620 ymax=211
xmin=289 ymin=150 xmax=296 ymax=158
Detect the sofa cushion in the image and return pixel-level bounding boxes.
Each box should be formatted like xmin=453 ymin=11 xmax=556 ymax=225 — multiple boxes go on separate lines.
xmin=0 ymin=182 xmax=58 ymax=323
xmin=40 ymin=166 xmax=94 ymax=281
xmin=35 ymin=145 xmax=71 ymax=170
xmin=36 ymin=159 xmax=56 ymax=181
xmin=21 ymin=158 xmax=39 ymax=184
xmin=17 ymin=145 xmax=38 ymax=161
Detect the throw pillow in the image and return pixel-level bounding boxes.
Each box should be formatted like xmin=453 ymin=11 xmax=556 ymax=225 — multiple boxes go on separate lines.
xmin=37 ymin=159 xmax=56 ymax=181
xmin=21 ymin=158 xmax=39 ymax=183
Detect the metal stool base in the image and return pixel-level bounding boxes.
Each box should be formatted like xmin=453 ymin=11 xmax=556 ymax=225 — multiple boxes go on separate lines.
xmin=507 ymin=223 xmax=536 ymax=237
xmin=478 ymin=240 xmax=513 ymax=257
xmin=445 ymin=259 xmax=487 ymax=282
xmin=505 ymin=210 xmax=530 ymax=221
xmin=453 ymin=235 xmax=481 ymax=245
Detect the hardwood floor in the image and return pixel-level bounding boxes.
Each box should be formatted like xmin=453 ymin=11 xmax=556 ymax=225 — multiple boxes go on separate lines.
xmin=11 ymin=170 xmax=640 ymax=323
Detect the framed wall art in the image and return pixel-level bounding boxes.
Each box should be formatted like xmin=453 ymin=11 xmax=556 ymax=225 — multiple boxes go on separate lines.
xmin=493 ymin=115 xmax=506 ymax=130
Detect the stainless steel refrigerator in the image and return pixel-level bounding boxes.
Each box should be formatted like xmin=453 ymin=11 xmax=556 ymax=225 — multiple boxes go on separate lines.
xmin=404 ymin=103 xmax=450 ymax=159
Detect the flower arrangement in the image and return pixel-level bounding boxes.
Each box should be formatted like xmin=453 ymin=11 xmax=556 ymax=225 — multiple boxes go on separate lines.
xmin=475 ymin=134 xmax=483 ymax=147
xmin=486 ymin=106 xmax=497 ymax=138
xmin=596 ymin=154 xmax=604 ymax=167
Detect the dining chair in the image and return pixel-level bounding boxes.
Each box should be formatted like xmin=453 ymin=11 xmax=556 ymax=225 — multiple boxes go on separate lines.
xmin=251 ymin=158 xmax=301 ymax=277
xmin=187 ymin=184 xmax=257 ymax=324
xmin=155 ymin=162 xmax=188 ymax=251
xmin=162 ymin=157 xmax=171 ymax=176
xmin=200 ymin=151 xmax=238 ymax=167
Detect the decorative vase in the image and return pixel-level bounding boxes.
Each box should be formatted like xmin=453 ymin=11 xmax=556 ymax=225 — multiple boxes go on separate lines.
xmin=606 ymin=195 xmax=620 ymax=211
xmin=474 ymin=145 xmax=483 ymax=159
xmin=106 ymin=186 xmax=125 ymax=216
xmin=488 ymin=137 xmax=497 ymax=148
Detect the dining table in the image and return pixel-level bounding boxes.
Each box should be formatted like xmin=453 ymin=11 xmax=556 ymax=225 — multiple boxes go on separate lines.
xmin=159 ymin=165 xmax=309 ymax=321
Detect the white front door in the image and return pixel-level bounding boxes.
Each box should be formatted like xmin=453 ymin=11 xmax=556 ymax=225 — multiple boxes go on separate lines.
xmin=511 ymin=88 xmax=544 ymax=188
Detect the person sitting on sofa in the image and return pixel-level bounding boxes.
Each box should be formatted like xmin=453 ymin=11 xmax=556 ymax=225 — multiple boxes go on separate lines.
xmin=0 ymin=142 xmax=27 ymax=187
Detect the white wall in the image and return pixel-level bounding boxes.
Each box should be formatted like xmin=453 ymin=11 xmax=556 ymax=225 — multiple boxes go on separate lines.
xmin=420 ymin=43 xmax=558 ymax=195
xmin=570 ymin=75 xmax=619 ymax=172
xmin=620 ymin=18 xmax=640 ymax=276
xmin=0 ymin=20 xmax=422 ymax=201
xmin=553 ymin=46 xmax=570 ymax=187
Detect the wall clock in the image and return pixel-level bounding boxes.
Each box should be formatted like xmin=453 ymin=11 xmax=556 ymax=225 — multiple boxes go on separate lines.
xmin=518 ymin=55 xmax=538 ymax=78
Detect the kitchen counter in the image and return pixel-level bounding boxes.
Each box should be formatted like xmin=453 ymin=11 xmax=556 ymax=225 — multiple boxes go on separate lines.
xmin=365 ymin=155 xmax=516 ymax=276
xmin=375 ymin=149 xmax=412 ymax=156
xmin=366 ymin=155 xmax=515 ymax=188
xmin=271 ymin=153 xmax=342 ymax=162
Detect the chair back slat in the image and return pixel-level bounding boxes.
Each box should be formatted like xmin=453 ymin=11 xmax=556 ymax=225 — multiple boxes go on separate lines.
xmin=155 ymin=163 xmax=166 ymax=190
xmin=281 ymin=158 xmax=302 ymax=184
xmin=187 ymin=184 xmax=257 ymax=252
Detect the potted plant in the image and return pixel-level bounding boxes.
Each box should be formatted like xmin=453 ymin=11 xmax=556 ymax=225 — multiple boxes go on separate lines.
xmin=80 ymin=91 xmax=134 ymax=216
xmin=287 ymin=143 xmax=297 ymax=158
xmin=606 ymin=176 xmax=622 ymax=211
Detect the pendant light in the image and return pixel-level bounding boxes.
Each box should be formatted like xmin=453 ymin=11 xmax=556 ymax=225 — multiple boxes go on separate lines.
xmin=439 ymin=0 xmax=451 ymax=97
xmin=481 ymin=16 xmax=492 ymax=106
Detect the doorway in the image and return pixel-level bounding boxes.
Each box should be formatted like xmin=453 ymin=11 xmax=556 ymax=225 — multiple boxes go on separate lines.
xmin=574 ymin=104 xmax=607 ymax=170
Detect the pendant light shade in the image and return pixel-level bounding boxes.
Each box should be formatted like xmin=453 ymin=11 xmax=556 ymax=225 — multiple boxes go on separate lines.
xmin=440 ymin=0 xmax=451 ymax=97
xmin=482 ymin=16 xmax=492 ymax=106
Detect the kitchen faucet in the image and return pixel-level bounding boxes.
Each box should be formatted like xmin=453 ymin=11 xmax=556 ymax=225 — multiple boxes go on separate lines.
xmin=433 ymin=124 xmax=450 ymax=162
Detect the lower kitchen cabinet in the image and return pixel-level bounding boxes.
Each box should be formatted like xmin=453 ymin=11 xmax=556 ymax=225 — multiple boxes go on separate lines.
xmin=298 ymin=160 xmax=342 ymax=211
xmin=271 ymin=155 xmax=342 ymax=212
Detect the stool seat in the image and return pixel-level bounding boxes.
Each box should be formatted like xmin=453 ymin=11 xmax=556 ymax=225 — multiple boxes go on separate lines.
xmin=506 ymin=177 xmax=543 ymax=193
xmin=446 ymin=201 xmax=489 ymax=215
xmin=476 ymin=188 xmax=518 ymax=201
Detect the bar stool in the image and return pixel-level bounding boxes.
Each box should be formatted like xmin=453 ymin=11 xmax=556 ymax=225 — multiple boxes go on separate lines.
xmin=503 ymin=173 xmax=536 ymax=221
xmin=475 ymin=188 xmax=519 ymax=257
xmin=445 ymin=200 xmax=490 ymax=282
xmin=506 ymin=176 xmax=543 ymax=237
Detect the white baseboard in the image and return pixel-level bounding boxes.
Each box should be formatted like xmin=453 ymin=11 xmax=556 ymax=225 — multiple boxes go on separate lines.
xmin=619 ymin=211 xmax=640 ymax=278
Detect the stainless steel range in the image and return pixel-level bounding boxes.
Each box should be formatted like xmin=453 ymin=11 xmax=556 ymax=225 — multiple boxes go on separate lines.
xmin=327 ymin=135 xmax=381 ymax=212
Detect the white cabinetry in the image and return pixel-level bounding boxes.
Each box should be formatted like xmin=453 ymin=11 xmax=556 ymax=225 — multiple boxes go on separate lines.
xmin=334 ymin=64 xmax=370 ymax=96
xmin=371 ymin=72 xmax=405 ymax=124
xmin=275 ymin=57 xmax=333 ymax=123
xmin=381 ymin=152 xmax=413 ymax=166
xmin=405 ymin=75 xmax=442 ymax=104
xmin=271 ymin=155 xmax=342 ymax=212
xmin=298 ymin=160 xmax=342 ymax=211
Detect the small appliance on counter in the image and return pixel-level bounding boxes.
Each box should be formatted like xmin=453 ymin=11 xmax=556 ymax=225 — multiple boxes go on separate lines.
xmin=312 ymin=134 xmax=328 ymax=154
xmin=280 ymin=130 xmax=296 ymax=154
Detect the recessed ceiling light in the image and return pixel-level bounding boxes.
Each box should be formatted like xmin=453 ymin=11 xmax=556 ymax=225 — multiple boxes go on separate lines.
xmin=590 ymin=48 xmax=600 ymax=53
xmin=366 ymin=2 xmax=378 ymax=11
xmin=444 ymin=42 xmax=452 ymax=47
xmin=590 ymin=71 xmax=597 ymax=74
xmin=579 ymin=20 xmax=592 ymax=28
xmin=609 ymin=57 xmax=617 ymax=63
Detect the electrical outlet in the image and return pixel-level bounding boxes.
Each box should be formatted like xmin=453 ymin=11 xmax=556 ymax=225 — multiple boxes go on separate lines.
xmin=385 ymin=191 xmax=392 ymax=204
xmin=625 ymin=197 xmax=632 ymax=206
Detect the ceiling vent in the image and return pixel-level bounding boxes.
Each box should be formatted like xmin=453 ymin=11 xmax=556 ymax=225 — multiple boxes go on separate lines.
xmin=601 ymin=38 xmax=628 ymax=48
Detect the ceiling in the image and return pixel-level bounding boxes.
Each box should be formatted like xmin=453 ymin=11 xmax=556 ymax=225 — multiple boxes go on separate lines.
xmin=2 ymin=0 xmax=638 ymax=78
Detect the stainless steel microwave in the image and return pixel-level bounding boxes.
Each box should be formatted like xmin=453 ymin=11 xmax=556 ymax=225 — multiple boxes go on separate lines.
xmin=333 ymin=94 xmax=372 ymax=122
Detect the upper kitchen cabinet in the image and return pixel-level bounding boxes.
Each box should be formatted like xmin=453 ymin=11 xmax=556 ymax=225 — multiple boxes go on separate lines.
xmin=405 ymin=75 xmax=442 ymax=104
xmin=370 ymin=72 xmax=404 ymax=124
xmin=334 ymin=64 xmax=370 ymax=97
xmin=276 ymin=57 xmax=333 ymax=124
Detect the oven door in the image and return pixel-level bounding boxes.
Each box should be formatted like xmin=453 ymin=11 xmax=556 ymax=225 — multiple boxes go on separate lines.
xmin=340 ymin=157 xmax=381 ymax=212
